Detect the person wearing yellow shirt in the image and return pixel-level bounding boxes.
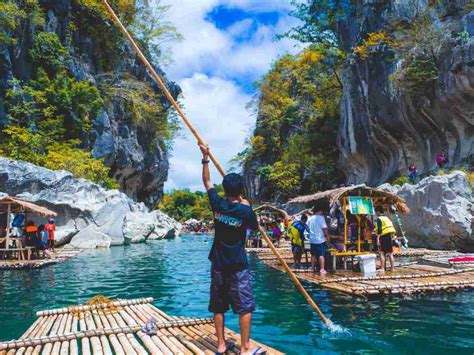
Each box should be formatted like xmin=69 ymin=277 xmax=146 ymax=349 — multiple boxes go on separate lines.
xmin=375 ymin=206 xmax=396 ymax=271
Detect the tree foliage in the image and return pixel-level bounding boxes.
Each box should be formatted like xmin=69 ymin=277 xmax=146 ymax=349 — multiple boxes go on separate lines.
xmin=1 ymin=0 xmax=181 ymax=190
xmin=0 ymin=0 xmax=44 ymax=45
xmin=389 ymin=9 xmax=447 ymax=93
xmin=0 ymin=127 xmax=117 ymax=188
xmin=283 ymin=0 xmax=352 ymax=49
xmin=158 ymin=186 xmax=224 ymax=222
xmin=240 ymin=45 xmax=345 ymax=199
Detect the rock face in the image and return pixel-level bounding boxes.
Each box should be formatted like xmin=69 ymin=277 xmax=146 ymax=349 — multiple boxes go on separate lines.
xmin=379 ymin=171 xmax=473 ymax=251
xmin=338 ymin=0 xmax=474 ymax=186
xmin=0 ymin=157 xmax=182 ymax=248
xmin=0 ymin=0 xmax=180 ymax=207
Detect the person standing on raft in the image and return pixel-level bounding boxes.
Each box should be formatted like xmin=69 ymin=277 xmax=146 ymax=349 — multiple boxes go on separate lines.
xmin=307 ymin=207 xmax=330 ymax=274
xmin=375 ymin=206 xmax=396 ymax=271
xmin=199 ymin=143 xmax=266 ymax=355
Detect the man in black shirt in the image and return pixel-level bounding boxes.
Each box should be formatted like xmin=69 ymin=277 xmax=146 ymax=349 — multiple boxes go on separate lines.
xmin=199 ymin=143 xmax=264 ymax=355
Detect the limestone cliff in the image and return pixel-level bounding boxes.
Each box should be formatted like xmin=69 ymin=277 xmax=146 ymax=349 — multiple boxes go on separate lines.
xmin=0 ymin=0 xmax=180 ymax=207
xmin=338 ymin=0 xmax=474 ymax=185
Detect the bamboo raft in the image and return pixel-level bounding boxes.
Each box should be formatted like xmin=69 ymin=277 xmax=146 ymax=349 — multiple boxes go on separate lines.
xmin=0 ymin=247 xmax=82 ymax=270
xmin=247 ymin=246 xmax=454 ymax=259
xmin=249 ymin=247 xmax=474 ymax=298
xmin=0 ymin=297 xmax=281 ymax=355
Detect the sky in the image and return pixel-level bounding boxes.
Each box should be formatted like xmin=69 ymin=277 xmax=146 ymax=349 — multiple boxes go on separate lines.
xmin=160 ymin=0 xmax=302 ymax=191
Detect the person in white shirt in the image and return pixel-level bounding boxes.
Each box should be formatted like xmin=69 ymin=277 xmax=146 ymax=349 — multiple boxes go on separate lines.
xmin=307 ymin=207 xmax=330 ymax=274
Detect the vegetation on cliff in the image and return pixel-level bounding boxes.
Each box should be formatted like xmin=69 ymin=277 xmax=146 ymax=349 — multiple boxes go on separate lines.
xmin=158 ymin=186 xmax=224 ymax=222
xmin=0 ymin=0 xmax=180 ymax=188
xmin=242 ymin=0 xmax=467 ymax=201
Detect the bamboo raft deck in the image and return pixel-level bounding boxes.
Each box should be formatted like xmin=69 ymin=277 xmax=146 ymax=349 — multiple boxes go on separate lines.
xmin=0 ymin=297 xmax=281 ymax=355
xmin=249 ymin=247 xmax=474 ymax=298
xmin=0 ymin=247 xmax=82 ymax=270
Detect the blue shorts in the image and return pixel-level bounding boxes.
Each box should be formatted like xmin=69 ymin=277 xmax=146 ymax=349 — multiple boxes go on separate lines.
xmin=310 ymin=243 xmax=326 ymax=257
xmin=209 ymin=267 xmax=255 ymax=314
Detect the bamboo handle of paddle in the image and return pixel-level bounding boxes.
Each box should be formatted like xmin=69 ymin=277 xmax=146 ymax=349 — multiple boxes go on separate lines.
xmin=101 ymin=0 xmax=329 ymax=325
xmin=101 ymin=0 xmax=225 ymax=177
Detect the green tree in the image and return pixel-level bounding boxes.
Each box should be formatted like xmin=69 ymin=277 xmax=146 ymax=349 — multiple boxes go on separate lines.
xmin=29 ymin=32 xmax=69 ymax=75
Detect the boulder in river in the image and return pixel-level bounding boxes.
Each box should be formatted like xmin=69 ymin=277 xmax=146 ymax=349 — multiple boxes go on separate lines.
xmin=0 ymin=157 xmax=182 ymax=248
xmin=379 ymin=171 xmax=473 ymax=251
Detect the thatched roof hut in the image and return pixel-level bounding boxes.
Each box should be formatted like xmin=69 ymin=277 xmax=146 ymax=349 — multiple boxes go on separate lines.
xmin=254 ymin=204 xmax=290 ymax=222
xmin=288 ymin=184 xmax=409 ymax=214
xmin=0 ymin=196 xmax=57 ymax=217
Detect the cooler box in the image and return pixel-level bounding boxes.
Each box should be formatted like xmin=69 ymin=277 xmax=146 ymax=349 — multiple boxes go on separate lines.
xmin=355 ymin=254 xmax=376 ymax=277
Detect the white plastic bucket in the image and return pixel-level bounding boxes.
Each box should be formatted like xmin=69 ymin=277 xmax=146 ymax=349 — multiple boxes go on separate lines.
xmin=355 ymin=254 xmax=376 ymax=277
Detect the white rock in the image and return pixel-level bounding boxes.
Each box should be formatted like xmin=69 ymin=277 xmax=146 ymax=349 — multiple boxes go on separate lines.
xmin=69 ymin=226 xmax=111 ymax=249
xmin=380 ymin=171 xmax=473 ymax=251
xmin=0 ymin=157 xmax=182 ymax=249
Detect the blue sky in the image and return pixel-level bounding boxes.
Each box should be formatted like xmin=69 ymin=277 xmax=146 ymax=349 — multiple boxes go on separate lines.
xmin=161 ymin=0 xmax=302 ymax=191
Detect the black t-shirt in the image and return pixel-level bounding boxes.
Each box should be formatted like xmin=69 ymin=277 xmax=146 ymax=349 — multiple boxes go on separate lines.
xmin=207 ymin=188 xmax=258 ymax=271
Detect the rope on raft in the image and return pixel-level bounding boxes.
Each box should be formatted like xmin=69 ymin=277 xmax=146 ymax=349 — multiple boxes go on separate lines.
xmin=36 ymin=297 xmax=153 ymax=316
xmin=0 ymin=318 xmax=214 ymax=350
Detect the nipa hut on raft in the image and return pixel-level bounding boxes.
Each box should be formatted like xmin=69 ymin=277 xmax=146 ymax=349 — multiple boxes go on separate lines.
xmin=287 ymin=184 xmax=409 ymax=214
xmin=287 ymin=184 xmax=409 ymax=257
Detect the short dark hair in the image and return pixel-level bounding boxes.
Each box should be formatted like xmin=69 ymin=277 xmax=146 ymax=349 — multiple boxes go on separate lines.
xmin=375 ymin=206 xmax=384 ymax=214
xmin=222 ymin=173 xmax=244 ymax=197
xmin=301 ymin=214 xmax=308 ymax=222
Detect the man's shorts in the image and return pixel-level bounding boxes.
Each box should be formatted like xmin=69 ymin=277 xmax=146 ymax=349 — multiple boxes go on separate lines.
xmin=209 ymin=267 xmax=255 ymax=315
xmin=291 ymin=244 xmax=303 ymax=255
xmin=379 ymin=234 xmax=393 ymax=254
xmin=310 ymin=242 xmax=326 ymax=257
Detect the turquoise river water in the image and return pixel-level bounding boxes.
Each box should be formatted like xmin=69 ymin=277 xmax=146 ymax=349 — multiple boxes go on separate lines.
xmin=0 ymin=234 xmax=473 ymax=354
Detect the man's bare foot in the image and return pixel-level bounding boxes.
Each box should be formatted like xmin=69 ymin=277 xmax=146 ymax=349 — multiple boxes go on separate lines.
xmin=241 ymin=345 xmax=267 ymax=354
xmin=319 ymin=269 xmax=327 ymax=275
xmin=216 ymin=340 xmax=234 ymax=354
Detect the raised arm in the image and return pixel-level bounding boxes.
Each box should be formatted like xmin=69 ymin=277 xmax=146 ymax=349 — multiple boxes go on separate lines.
xmin=199 ymin=143 xmax=213 ymax=191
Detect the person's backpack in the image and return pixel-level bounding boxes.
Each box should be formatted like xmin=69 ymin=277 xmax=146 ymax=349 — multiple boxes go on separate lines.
xmin=288 ymin=222 xmax=303 ymax=246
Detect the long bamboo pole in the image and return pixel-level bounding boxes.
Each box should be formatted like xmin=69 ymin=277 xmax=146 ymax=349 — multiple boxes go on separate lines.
xmin=101 ymin=0 xmax=330 ymax=326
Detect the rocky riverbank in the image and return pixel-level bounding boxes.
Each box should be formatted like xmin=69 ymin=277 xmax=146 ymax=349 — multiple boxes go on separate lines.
xmin=0 ymin=157 xmax=181 ymax=248
xmin=379 ymin=171 xmax=473 ymax=251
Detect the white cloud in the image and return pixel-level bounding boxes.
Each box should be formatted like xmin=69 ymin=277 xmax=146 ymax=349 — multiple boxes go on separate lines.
xmin=167 ymin=74 xmax=253 ymax=191
xmin=157 ymin=0 xmax=302 ymax=191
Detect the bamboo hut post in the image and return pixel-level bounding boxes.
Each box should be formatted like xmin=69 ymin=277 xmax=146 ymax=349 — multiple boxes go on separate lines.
xmin=343 ymin=197 xmax=348 ymax=252
xmin=356 ymin=215 xmax=361 ymax=253
xmin=5 ymin=202 xmax=11 ymax=251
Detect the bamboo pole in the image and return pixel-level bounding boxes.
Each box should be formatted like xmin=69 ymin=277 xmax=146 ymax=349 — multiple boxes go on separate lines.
xmin=0 ymin=319 xmax=214 ymax=351
xmin=100 ymin=0 xmax=330 ymax=326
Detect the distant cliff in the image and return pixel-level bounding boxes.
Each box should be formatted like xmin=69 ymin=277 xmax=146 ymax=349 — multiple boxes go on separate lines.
xmin=0 ymin=0 xmax=180 ymax=207
xmin=338 ymin=0 xmax=473 ymax=185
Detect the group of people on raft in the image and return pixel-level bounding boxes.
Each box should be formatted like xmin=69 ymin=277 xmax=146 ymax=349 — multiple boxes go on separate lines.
xmin=287 ymin=206 xmax=402 ymax=273
xmin=0 ymin=213 xmax=56 ymax=259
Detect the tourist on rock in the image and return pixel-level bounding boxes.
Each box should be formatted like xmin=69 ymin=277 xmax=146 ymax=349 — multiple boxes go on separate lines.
xmin=45 ymin=218 xmax=56 ymax=252
xmin=375 ymin=206 xmax=396 ymax=272
xmin=408 ymin=162 xmax=417 ymax=183
xmin=307 ymin=207 xmax=330 ymax=274
xmin=288 ymin=214 xmax=309 ymax=269
xmin=198 ymin=142 xmax=265 ymax=355
xmin=435 ymin=151 xmax=444 ymax=172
